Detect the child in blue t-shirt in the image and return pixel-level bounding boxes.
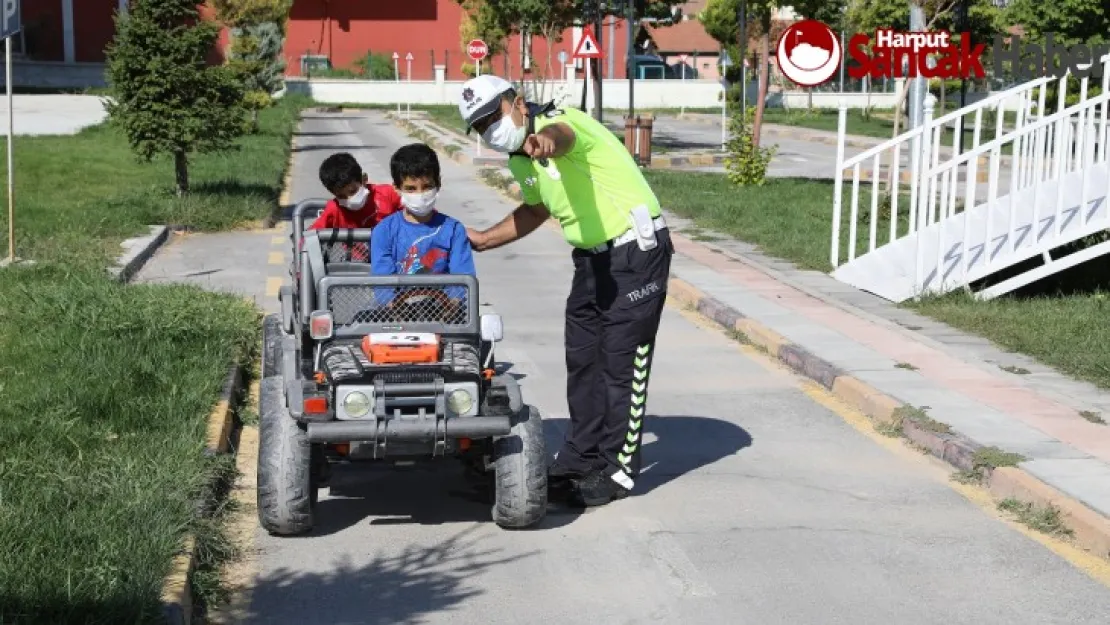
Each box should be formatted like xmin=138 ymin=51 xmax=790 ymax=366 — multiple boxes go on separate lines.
xmin=370 ymin=143 xmax=475 ymax=309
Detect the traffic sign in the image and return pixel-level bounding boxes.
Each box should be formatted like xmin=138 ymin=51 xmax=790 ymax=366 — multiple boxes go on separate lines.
xmin=392 ymin=52 xmax=399 ymax=60
xmin=558 ymin=50 xmax=568 ymax=65
xmin=405 ymin=52 xmax=413 ymax=60
xmin=2 ymin=0 xmax=20 ymax=40
xmin=573 ymin=27 xmax=602 ymax=59
xmin=718 ymin=48 xmax=732 ymax=68
xmin=467 ymin=39 xmax=488 ymax=61
xmin=678 ymin=54 xmax=688 ymax=62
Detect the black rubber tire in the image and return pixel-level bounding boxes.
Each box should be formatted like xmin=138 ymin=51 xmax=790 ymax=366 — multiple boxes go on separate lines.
xmin=261 ymin=313 xmax=283 ymax=380
xmin=256 ymin=377 xmax=316 ymax=535
xmin=491 ymin=404 xmax=547 ymax=528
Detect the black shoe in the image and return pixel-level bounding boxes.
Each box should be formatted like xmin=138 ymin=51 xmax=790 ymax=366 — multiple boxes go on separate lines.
xmin=571 ymin=470 xmax=631 ymax=507
xmin=548 ymin=465 xmax=585 ymax=497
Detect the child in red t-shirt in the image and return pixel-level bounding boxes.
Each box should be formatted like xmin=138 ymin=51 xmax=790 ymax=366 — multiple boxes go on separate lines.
xmin=306 ymin=152 xmax=403 ymax=261
xmin=312 ymin=152 xmax=403 ymax=230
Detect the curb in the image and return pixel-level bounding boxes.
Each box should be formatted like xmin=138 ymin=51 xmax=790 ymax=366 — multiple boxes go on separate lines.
xmin=110 ymin=225 xmax=168 ymax=283
xmin=160 ymin=364 xmax=246 ymax=625
xmin=650 ymin=153 xmax=727 ymax=169
xmin=666 ymin=277 xmax=1110 ymax=561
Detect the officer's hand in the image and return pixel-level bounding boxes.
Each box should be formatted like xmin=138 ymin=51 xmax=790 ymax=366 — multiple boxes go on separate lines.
xmin=522 ymin=133 xmax=556 ymax=159
xmin=466 ymin=226 xmax=487 ymax=251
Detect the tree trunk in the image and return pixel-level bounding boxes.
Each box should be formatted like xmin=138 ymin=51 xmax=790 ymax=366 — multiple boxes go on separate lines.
xmin=174 ymin=150 xmax=189 ymax=196
xmin=752 ymin=18 xmax=770 ymax=148
xmin=251 ymin=108 xmax=260 ymax=133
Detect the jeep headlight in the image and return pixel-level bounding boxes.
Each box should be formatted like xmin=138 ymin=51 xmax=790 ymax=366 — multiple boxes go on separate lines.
xmin=447 ymin=389 xmax=474 ymax=415
xmin=343 ymin=391 xmax=371 ymax=418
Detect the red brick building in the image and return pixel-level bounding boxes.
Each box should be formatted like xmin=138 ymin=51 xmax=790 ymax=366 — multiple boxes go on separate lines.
xmin=11 ymin=0 xmax=726 ymax=86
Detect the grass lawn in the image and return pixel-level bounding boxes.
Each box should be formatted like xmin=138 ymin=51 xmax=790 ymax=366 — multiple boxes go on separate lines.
xmin=0 ymin=94 xmax=307 ymax=623
xmin=645 ymin=169 xmax=1110 ymax=391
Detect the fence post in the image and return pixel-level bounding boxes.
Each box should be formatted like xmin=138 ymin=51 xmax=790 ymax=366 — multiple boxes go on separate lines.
xmin=832 ymin=99 xmax=847 ymax=269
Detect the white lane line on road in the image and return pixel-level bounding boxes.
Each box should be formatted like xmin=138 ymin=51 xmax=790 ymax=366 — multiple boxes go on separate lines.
xmin=626 ymin=516 xmax=717 ymax=598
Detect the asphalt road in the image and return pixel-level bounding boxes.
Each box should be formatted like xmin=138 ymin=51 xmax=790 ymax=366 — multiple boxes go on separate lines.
xmin=183 ymin=110 xmax=1110 ymax=624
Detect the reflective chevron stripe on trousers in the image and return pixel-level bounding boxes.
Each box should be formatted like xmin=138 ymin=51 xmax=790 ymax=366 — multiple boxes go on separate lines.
xmin=557 ymin=229 xmax=673 ymax=489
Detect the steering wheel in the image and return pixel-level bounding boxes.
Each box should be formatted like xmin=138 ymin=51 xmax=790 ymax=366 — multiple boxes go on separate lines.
xmin=388 ymin=288 xmax=461 ymax=322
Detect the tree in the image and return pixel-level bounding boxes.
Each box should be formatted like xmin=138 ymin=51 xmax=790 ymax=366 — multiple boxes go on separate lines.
xmin=105 ymin=0 xmax=246 ymax=195
xmin=699 ymin=0 xmax=779 ymax=131
xmin=227 ymin=22 xmax=286 ymax=133
xmin=457 ymin=0 xmax=510 ymax=76
xmin=1003 ymin=0 xmax=1108 ymax=47
xmin=208 ymin=0 xmax=292 ymax=29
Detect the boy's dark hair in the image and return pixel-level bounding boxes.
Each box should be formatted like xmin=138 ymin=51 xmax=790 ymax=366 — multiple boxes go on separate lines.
xmin=318 ymin=152 xmax=363 ymax=193
xmin=390 ymin=143 xmax=441 ymax=188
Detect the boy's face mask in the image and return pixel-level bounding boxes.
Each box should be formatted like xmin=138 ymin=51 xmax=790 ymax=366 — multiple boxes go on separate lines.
xmin=338 ymin=185 xmax=369 ymax=210
xmin=402 ymin=189 xmax=439 ymax=217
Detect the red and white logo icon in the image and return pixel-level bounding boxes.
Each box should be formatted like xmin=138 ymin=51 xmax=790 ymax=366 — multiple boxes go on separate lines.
xmin=776 ymin=19 xmax=841 ymax=87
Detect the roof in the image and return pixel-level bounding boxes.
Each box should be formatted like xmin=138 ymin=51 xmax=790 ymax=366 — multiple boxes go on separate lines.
xmin=643 ymin=19 xmax=719 ymax=54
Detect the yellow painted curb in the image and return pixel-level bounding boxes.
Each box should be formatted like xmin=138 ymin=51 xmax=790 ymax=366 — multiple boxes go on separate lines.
xmin=159 ymin=364 xmax=247 ymax=624
xmin=988 ymin=467 xmax=1110 ymax=561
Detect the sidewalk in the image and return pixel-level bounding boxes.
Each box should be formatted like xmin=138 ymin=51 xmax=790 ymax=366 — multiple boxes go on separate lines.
xmin=389 ymin=111 xmax=1110 ymax=560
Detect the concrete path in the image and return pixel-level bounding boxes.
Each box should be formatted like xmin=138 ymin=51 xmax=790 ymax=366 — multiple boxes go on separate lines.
xmin=221 ymin=109 xmax=1110 ymax=624
xmin=0 ymin=94 xmax=109 ymax=135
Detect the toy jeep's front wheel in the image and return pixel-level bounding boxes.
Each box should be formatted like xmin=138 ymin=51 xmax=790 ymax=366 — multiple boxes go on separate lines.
xmin=491 ymin=404 xmax=547 ymax=528
xmin=257 ymin=377 xmax=317 ymax=535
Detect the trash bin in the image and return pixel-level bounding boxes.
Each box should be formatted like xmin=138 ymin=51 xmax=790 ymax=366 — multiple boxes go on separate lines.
xmin=636 ymin=115 xmax=654 ymax=166
xmin=623 ymin=116 xmax=639 ymax=162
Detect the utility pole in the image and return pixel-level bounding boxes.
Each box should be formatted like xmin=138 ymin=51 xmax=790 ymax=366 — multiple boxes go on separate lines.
xmin=959 ymin=0 xmax=969 ymax=109
xmin=738 ymin=0 xmax=747 ymax=111
xmin=627 ymin=0 xmax=636 ymax=120
xmin=594 ymin=0 xmax=605 ymax=122
xmin=907 ymin=2 xmax=926 ymax=129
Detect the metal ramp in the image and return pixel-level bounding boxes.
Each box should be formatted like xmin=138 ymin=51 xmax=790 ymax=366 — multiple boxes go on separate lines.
xmin=830 ymin=53 xmax=1110 ymax=302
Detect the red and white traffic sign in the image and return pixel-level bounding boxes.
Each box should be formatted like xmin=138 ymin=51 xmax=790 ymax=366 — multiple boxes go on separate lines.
xmin=678 ymin=54 xmax=688 ymax=62
xmin=573 ymin=28 xmax=602 ymax=59
xmin=467 ymin=39 xmax=488 ymax=61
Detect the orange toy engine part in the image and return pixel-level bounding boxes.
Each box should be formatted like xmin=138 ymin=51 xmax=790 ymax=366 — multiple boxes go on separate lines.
xmin=361 ymin=332 xmax=440 ymax=364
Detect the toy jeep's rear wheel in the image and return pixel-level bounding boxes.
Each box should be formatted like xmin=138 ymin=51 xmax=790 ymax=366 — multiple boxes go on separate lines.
xmin=257 ymin=377 xmax=317 ymax=535
xmin=491 ymin=404 xmax=547 ymax=528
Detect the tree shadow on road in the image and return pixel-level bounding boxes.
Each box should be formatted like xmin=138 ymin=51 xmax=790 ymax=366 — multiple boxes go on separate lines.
xmin=241 ymin=525 xmax=537 ymax=625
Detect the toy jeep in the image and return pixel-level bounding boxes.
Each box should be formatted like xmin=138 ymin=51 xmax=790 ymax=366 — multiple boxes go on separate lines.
xmin=257 ymin=200 xmax=547 ymax=535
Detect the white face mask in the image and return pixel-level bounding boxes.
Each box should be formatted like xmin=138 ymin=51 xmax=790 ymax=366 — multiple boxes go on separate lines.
xmin=339 ymin=185 xmax=369 ymax=210
xmin=482 ymin=113 xmax=528 ymax=153
xmin=402 ymin=189 xmax=438 ymax=217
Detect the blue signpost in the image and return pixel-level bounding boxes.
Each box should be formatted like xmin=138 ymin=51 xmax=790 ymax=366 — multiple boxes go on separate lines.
xmin=2 ymin=0 xmax=19 ymax=263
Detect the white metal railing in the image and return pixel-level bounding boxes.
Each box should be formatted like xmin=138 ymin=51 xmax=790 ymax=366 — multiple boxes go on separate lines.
xmin=830 ymin=52 xmax=1110 ymax=297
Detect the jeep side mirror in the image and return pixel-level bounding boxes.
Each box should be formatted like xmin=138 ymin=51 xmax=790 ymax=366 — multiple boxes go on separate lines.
xmin=481 ymin=313 xmax=503 ymax=342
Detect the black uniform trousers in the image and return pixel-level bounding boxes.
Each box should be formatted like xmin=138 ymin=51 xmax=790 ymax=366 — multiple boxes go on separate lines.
xmin=553 ymin=227 xmax=673 ymax=486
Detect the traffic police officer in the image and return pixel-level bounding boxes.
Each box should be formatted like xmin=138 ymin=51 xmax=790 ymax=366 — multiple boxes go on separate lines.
xmin=457 ymin=75 xmax=673 ymax=507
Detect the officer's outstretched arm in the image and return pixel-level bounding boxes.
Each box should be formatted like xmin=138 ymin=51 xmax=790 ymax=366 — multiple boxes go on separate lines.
xmin=467 ymin=202 xmax=550 ymax=252
xmin=522 ymin=123 xmax=576 ymax=159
